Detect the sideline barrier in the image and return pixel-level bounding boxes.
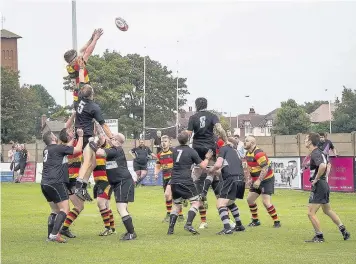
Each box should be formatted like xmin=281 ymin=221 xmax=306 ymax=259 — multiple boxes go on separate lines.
xmin=0 ymin=162 xmax=36 ymax=182
xmin=302 ymin=157 xmax=355 ymax=192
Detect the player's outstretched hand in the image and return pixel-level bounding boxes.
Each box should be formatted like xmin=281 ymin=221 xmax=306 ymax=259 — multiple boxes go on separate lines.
xmin=95 ymin=28 xmax=104 ymax=39
xmin=76 ymin=128 xmax=84 ymax=137
xmin=205 ymin=149 xmax=213 ymax=160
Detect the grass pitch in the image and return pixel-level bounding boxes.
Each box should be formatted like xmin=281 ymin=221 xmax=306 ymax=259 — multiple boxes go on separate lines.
xmin=1 ymin=184 xmax=356 ymax=264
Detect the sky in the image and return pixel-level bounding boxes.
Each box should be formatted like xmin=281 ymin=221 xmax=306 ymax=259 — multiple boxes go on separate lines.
xmin=1 ymin=0 xmax=356 ymax=116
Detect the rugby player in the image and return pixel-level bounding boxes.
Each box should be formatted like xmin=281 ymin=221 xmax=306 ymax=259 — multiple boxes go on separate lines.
xmin=154 ymin=136 xmax=184 ymax=222
xmin=73 ymin=85 xmax=114 ymax=201
xmin=130 ymin=140 xmax=157 ymax=185
xmin=244 ymin=136 xmax=281 ymax=228
xmin=56 ymin=125 xmax=85 ymax=239
xmin=209 ymin=139 xmax=246 ymax=234
xmin=167 ymin=132 xmax=213 ymax=235
xmin=41 ymin=129 xmax=83 ymax=243
xmin=304 ymin=133 xmax=350 ymax=242
xmin=96 ymin=133 xmax=137 ymax=240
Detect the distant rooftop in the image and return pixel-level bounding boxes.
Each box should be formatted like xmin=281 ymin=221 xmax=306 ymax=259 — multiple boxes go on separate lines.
xmin=1 ymin=29 xmax=22 ymax=39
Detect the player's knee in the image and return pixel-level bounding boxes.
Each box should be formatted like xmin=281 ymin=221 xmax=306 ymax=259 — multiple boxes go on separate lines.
xmin=191 ymin=200 xmax=200 ymax=209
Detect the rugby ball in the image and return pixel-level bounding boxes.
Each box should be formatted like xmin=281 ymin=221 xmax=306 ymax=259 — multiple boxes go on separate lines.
xmin=115 ymin=17 xmax=129 ymax=31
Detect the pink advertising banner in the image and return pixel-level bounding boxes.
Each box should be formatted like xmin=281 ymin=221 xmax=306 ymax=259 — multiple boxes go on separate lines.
xmin=20 ymin=162 xmax=36 ymax=182
xmin=302 ymin=157 xmax=354 ymax=192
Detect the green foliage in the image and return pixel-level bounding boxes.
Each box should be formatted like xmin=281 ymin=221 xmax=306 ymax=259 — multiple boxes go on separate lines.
xmin=80 ymin=50 xmax=189 ymax=137
xmin=332 ymin=88 xmax=356 ymax=133
xmin=273 ymin=99 xmax=311 ymax=135
xmin=301 ymin=100 xmax=328 ymax=114
xmin=209 ymin=110 xmax=231 ymax=131
xmin=310 ymin=121 xmax=330 ymax=134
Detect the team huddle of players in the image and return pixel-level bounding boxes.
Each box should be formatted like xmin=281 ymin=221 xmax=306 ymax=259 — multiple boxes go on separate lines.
xmin=40 ymin=28 xmax=350 ymax=243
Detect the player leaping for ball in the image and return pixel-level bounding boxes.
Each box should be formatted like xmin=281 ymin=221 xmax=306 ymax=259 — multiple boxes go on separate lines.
xmin=185 ymin=97 xmax=228 ymax=229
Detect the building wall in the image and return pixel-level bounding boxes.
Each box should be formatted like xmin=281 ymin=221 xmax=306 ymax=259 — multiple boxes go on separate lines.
xmin=235 ymin=126 xmax=272 ymax=137
xmin=1 ymin=38 xmax=18 ymax=71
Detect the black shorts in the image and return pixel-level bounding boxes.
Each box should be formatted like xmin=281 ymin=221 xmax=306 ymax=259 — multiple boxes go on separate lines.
xmin=112 ymin=178 xmax=135 ymax=203
xmin=93 ymin=180 xmax=112 ymax=200
xmin=309 ymin=180 xmax=330 ymax=204
xmin=75 ymin=132 xmax=91 ymax=149
xmin=163 ymin=178 xmax=171 ymax=192
xmin=41 ymin=183 xmax=69 ymax=203
xmin=249 ymin=177 xmax=275 ymax=195
xmin=66 ymin=178 xmax=77 ymax=195
xmin=219 ymin=177 xmax=245 ymax=200
xmin=171 ymin=182 xmax=199 ymax=204
xmin=194 ymin=174 xmax=221 ymax=196
xmin=14 ymin=162 xmax=26 ymax=175
xmin=193 ymin=146 xmax=217 ymax=164
xmin=133 ymin=161 xmax=147 ymax=171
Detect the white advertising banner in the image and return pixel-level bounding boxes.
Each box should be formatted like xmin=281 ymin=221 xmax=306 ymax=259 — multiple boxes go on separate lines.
xmin=270 ymin=157 xmax=301 ymax=189
xmin=104 ymin=119 xmax=118 ymax=133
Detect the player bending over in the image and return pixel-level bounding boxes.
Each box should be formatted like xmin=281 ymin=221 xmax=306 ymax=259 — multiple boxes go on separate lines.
xmin=154 ymin=136 xmax=185 ymax=222
xmin=96 ymin=133 xmax=137 ymax=240
xmin=41 ymin=129 xmax=83 ymax=243
xmin=244 ymin=136 xmax=281 ymax=228
xmin=209 ymin=140 xmax=246 ymax=234
xmin=304 ymin=133 xmax=350 ymax=242
xmin=167 ymin=131 xmax=213 ymax=235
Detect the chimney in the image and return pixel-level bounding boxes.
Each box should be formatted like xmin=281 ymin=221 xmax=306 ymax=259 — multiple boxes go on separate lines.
xmin=249 ymin=108 xmax=255 ymax=114
xmin=41 ymin=114 xmax=47 ymax=128
xmin=188 ymin=106 xmax=192 ymax=112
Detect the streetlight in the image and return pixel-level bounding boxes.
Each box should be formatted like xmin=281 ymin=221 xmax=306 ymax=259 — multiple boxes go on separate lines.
xmin=176 ymin=40 xmax=179 ymax=139
xmin=325 ymin=89 xmax=332 ymax=134
xmin=143 ymin=47 xmax=146 ymax=140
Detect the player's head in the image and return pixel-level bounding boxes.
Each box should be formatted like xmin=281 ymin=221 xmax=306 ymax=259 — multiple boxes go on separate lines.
xmin=244 ymin=135 xmax=256 ymax=151
xmin=305 ymin=133 xmax=320 ymax=148
xmin=156 ymin=130 xmax=162 ymax=137
xmin=178 ymin=131 xmax=189 ymax=145
xmin=59 ymin=128 xmax=69 ymax=144
xmin=233 ymin=132 xmax=240 ymax=141
xmin=195 ymin=97 xmax=207 ymax=111
xmin=80 ymin=84 xmax=94 ymax=100
xmin=139 ymin=140 xmax=145 ymax=147
xmin=319 ymin=132 xmax=327 ymax=142
xmin=161 ymin=135 xmax=170 ymax=150
xmin=111 ymin=133 xmax=125 ymax=147
xmin=64 ymin=49 xmax=77 ymax=65
xmin=43 ymin=131 xmax=57 ymax=146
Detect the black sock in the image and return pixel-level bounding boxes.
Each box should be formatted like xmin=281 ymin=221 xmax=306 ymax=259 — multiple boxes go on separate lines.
xmin=122 ymin=215 xmax=135 ymax=234
xmin=169 ymin=213 xmax=178 ymax=229
xmin=82 ymin=182 xmax=88 ymax=189
xmin=227 ymin=203 xmax=242 ymax=226
xmin=47 ymin=213 xmax=57 ymax=238
xmin=339 ymin=225 xmax=346 ymax=233
xmin=186 ymin=206 xmax=198 ymax=226
xmin=51 ymin=211 xmax=67 ymax=236
xmin=315 ymin=231 xmax=323 ymax=238
xmin=202 ymin=175 xmax=213 ymax=196
xmin=218 ymin=207 xmax=231 ymax=230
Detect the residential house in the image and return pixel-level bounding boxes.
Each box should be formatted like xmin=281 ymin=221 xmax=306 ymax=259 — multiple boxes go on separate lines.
xmin=236 ymin=108 xmax=279 ymax=138
xmin=309 ymin=103 xmax=335 ymax=123
xmin=40 ymin=115 xmax=65 ymax=135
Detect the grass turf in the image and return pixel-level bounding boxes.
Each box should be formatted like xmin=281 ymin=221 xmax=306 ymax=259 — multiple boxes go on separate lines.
xmin=1 ymin=183 xmax=356 ymax=264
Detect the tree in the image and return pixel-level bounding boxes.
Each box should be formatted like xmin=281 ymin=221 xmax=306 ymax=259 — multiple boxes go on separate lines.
xmin=273 ymin=99 xmax=311 ymax=135
xmin=209 ymin=110 xmax=231 ymax=132
xmin=301 ymin=100 xmax=328 ymax=114
xmin=311 ymin=122 xmax=330 ymax=134
xmin=332 ymin=87 xmax=356 ymax=133
xmin=1 ymin=67 xmax=39 ymax=143
xmin=77 ymin=50 xmax=190 ymax=138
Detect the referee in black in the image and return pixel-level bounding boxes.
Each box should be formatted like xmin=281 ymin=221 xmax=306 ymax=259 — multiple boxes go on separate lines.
xmin=209 ymin=139 xmax=246 ymax=235
xmin=41 ymin=129 xmax=83 ymax=243
xmin=304 ymin=133 xmax=350 ymax=242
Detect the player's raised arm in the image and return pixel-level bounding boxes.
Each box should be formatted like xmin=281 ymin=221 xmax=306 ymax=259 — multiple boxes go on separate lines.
xmin=82 ymin=29 xmax=103 ymax=62
xmin=195 ymin=149 xmax=213 ymax=170
xmin=73 ymin=129 xmax=84 ymax=154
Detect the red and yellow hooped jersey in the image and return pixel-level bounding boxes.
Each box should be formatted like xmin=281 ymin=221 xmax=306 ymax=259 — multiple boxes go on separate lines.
xmin=156 ymin=148 xmax=174 ymax=180
xmin=246 ymin=147 xmax=274 ymax=182
xmin=68 ymin=140 xmax=82 ymax=179
xmin=93 ymin=143 xmax=111 ymax=182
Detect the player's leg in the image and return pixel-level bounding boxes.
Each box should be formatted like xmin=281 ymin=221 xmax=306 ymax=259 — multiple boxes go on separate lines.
xmin=115 ymin=179 xmax=137 ymax=240
xmin=216 ymin=196 xmax=233 ymax=235
xmin=246 ymin=189 xmax=261 ymax=227
xmin=93 ymin=181 xmax=112 ymax=236
xmin=195 ymin=174 xmax=208 ymax=229
xmin=184 ymin=183 xmax=201 ymax=235
xmin=60 ymin=180 xmax=84 ymax=238
xmin=75 ymin=144 xmax=96 ymax=201
xmin=167 ymin=199 xmax=182 ymax=235
xmin=106 ymin=187 xmax=116 ymax=233
xmin=321 ymin=203 xmax=350 ymax=240
xmin=260 ymin=178 xmax=280 ymax=228
xmin=48 ymin=184 xmax=70 ymax=243
xmin=305 ymin=203 xmax=324 ymax=242
xmin=47 ymin=202 xmax=59 ymax=239
xmin=163 ymin=181 xmax=172 ymax=222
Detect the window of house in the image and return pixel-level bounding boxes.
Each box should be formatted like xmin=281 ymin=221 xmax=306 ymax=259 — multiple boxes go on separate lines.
xmin=6 ymin=50 xmax=9 ymax=60
xmin=1 ymin=50 xmax=4 ymax=60
xmin=261 ymin=127 xmax=265 ymax=133
xmin=9 ymin=50 xmax=13 ymax=60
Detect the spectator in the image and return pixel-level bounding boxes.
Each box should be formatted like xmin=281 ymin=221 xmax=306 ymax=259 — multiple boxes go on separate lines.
xmin=8 ymin=144 xmax=16 ymax=162
xmin=153 ymin=130 xmax=162 ymax=154
xmin=233 ymin=133 xmax=246 ymax=159
xmin=14 ymin=144 xmax=29 ymax=183
xmin=318 ymin=132 xmax=338 ymax=157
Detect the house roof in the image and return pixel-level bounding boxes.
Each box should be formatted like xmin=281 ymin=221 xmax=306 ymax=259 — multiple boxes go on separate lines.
xmin=1 ymin=29 xmax=22 ymax=39
xmin=309 ymin=103 xmax=336 ymax=123
xmin=41 ymin=120 xmax=65 ymax=132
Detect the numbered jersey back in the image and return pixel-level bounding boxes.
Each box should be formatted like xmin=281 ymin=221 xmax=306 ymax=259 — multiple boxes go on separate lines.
xmin=74 ymin=98 xmax=103 ymax=136
xmin=187 ymin=110 xmax=219 ymax=147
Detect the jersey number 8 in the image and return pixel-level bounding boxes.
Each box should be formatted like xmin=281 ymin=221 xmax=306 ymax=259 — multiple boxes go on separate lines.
xmin=199 ymin=116 xmax=206 ymax=128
